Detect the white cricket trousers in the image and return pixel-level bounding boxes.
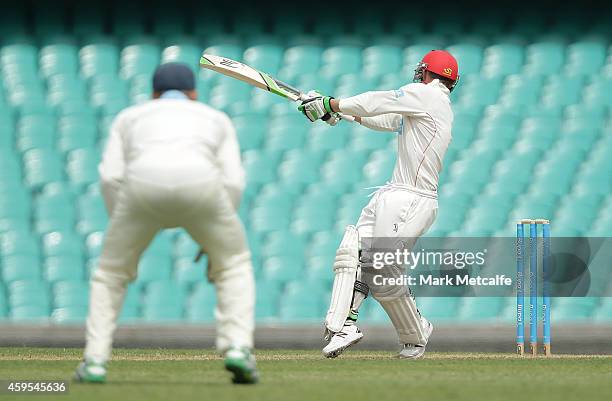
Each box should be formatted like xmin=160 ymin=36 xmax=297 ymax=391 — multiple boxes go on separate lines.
xmin=356 ymin=185 xmax=438 ymax=344
xmin=84 ymin=177 xmax=255 ymax=362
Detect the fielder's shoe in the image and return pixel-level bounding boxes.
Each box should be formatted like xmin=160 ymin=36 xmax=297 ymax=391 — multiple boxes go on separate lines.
xmin=322 ymin=323 xmax=364 ymax=358
xmin=73 ymin=358 xmax=107 ymax=383
xmin=398 ymin=317 xmax=434 ymax=359
xmin=224 ymin=347 xmax=259 ymax=384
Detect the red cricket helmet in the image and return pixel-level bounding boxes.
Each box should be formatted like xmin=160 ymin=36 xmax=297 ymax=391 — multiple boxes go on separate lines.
xmin=414 ymin=50 xmax=460 ymax=91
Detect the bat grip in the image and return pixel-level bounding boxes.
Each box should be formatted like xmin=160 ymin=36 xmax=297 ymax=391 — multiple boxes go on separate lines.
xmin=298 ymin=94 xmax=355 ymax=122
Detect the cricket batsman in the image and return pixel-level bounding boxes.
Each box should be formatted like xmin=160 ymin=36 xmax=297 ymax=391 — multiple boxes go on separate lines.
xmin=299 ymin=50 xmax=459 ymax=358
xmin=74 ymin=63 xmax=258 ymax=384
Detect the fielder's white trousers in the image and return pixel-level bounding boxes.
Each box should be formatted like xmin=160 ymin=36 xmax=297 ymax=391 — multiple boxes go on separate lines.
xmin=84 ymin=177 xmax=255 ymax=362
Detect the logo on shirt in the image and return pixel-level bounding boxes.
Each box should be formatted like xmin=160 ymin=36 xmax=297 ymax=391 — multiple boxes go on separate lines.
xmin=443 ymin=68 xmax=453 ymax=76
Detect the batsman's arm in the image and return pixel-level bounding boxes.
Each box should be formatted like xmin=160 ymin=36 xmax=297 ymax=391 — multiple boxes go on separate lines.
xmin=329 ymin=99 xmax=401 ymax=132
xmin=330 ymin=87 xmax=424 ymax=118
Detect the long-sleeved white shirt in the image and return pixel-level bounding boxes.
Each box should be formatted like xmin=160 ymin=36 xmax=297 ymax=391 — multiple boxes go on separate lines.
xmin=339 ymin=80 xmax=453 ymax=195
xmin=98 ymin=97 xmax=244 ymax=213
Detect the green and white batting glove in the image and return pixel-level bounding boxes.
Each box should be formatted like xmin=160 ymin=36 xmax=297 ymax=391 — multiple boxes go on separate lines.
xmin=324 ymin=112 xmax=342 ymax=126
xmin=298 ymin=90 xmax=335 ymax=122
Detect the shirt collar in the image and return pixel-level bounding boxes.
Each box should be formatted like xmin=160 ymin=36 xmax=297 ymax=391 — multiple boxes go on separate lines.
xmin=160 ymin=90 xmax=189 ymax=100
xmin=430 ymin=79 xmax=450 ymax=95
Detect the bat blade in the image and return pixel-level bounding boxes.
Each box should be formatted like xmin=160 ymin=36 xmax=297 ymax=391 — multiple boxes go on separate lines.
xmin=199 ymin=53 xmax=354 ymax=122
xmin=200 ymin=54 xmax=303 ymax=101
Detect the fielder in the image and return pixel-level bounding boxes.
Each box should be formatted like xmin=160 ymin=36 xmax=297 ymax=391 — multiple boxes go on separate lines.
xmin=299 ymin=50 xmax=459 ymax=358
xmin=75 ymin=63 xmax=258 ymax=384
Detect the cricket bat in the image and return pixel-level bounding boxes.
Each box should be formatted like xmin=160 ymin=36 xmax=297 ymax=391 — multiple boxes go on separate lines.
xmin=199 ymin=53 xmax=354 ymax=122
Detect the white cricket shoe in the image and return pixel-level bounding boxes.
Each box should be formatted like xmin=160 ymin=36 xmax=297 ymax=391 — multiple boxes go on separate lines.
xmin=322 ymin=324 xmax=364 ymax=358
xmin=398 ymin=317 xmax=434 ymax=359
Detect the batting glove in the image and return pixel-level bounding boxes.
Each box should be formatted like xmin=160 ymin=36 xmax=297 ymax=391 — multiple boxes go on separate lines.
xmin=323 ymin=112 xmax=341 ymax=126
xmin=298 ymin=92 xmax=335 ymax=122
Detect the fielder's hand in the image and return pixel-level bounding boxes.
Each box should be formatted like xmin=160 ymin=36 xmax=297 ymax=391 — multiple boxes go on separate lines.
xmin=298 ymin=91 xmax=335 ymax=122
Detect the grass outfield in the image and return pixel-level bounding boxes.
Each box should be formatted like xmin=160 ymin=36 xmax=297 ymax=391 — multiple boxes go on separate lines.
xmin=0 ymin=348 xmax=611 ymax=401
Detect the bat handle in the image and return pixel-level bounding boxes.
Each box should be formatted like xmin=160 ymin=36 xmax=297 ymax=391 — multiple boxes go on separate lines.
xmin=298 ymin=93 xmax=355 ymax=123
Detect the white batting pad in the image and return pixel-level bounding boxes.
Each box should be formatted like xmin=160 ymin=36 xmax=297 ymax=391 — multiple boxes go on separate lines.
xmin=378 ymin=296 xmax=427 ymax=345
xmin=325 ymin=225 xmax=359 ymax=333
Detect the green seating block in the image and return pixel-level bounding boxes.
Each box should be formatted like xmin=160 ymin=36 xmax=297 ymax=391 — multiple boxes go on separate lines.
xmin=22 ymin=149 xmax=64 ymax=189
xmin=1 ymin=255 xmax=41 ymax=283
xmin=186 ymin=281 xmax=216 ymax=322
xmin=53 ymin=280 xmax=89 ymax=308
xmin=44 ymin=256 xmax=84 ymax=283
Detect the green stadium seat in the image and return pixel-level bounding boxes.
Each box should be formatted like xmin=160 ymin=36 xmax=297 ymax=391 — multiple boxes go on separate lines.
xmin=252 ymin=280 xmax=279 ymax=319
xmin=261 ymin=255 xmax=303 ymax=285
xmin=173 ymin=231 xmax=200 ymax=259
xmin=57 ymin=121 xmax=97 ymax=153
xmin=9 ymin=280 xmax=50 ymax=310
xmin=362 ymin=45 xmax=402 ymax=77
xmin=565 ymin=40 xmax=607 ymax=75
xmin=459 ymin=297 xmax=505 ymax=320
xmin=242 ymin=151 xmax=279 ymax=184
xmin=44 ymin=256 xmax=84 ymax=282
xmin=0 ymin=230 xmax=40 ymax=258
xmin=524 ymin=41 xmax=566 ymax=74
xmin=261 ymin=231 xmax=306 ymax=260
xmin=582 ymin=78 xmax=612 ymax=105
xmin=53 ymin=280 xmax=89 ymax=308
xmin=1 ymin=255 xmax=41 ymax=283
xmin=174 ymin=257 xmax=205 ymax=285
xmin=265 ymin=123 xmax=307 ymax=151
xmin=305 ymin=121 xmax=349 ymax=151
xmin=320 ymin=150 xmax=366 ymax=189
xmin=417 ymin=298 xmax=461 ymax=320
xmin=76 ymin=193 xmax=107 ymax=235
xmin=243 ymin=45 xmax=284 ymax=75
xmin=361 ymin=150 xmax=395 ymax=186
xmin=0 ymin=189 xmax=30 ymax=223
xmin=564 ymin=103 xmax=606 ymax=120
xmin=186 ymin=281 xmax=216 ymax=322
xmin=16 ymin=116 xmax=56 ymax=152
xmin=541 ymin=75 xmax=585 ymax=107
xmin=143 ymin=231 xmax=174 ymax=258
xmin=84 ymin=231 xmax=104 ymax=259
xmin=42 ymin=231 xmax=83 ymax=258
xmin=321 ymin=46 xmax=362 ymax=76
xmin=10 ymin=305 xmax=49 ymax=321
xmin=34 ymin=192 xmax=76 ymax=233
xmin=461 ymin=74 xmax=504 ymax=102
xmin=143 ymin=280 xmax=186 ymax=316
xmin=446 ymin=43 xmax=483 ymax=75
xmin=160 ymin=45 xmax=201 ymax=72
xmin=279 ymin=45 xmax=323 ymax=79
xmin=136 ymin=255 xmax=173 ymax=283
xmin=552 ymin=297 xmax=599 ymax=321
xmin=22 ymin=148 xmax=64 ymax=189
xmin=79 ymin=44 xmax=119 ymax=78
xmin=51 ymin=306 xmax=88 ymax=323
xmin=481 ymin=43 xmax=524 ymax=77
xmin=278 ymin=291 xmax=321 ymax=321
xmin=40 ymin=43 xmax=79 ymax=78
xmin=292 ymin=203 xmax=335 ymax=234
xmin=232 ymin=114 xmax=266 ymax=151
xmin=277 ymin=149 xmax=324 ymax=187
xmin=66 ymin=148 xmax=100 ymax=190
xmin=349 ymin=126 xmax=392 ymax=151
